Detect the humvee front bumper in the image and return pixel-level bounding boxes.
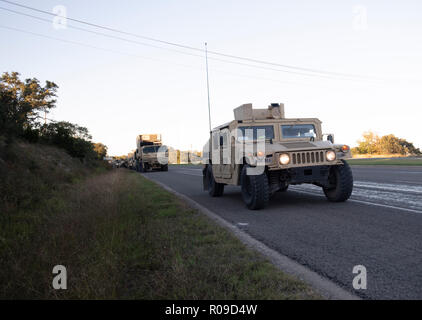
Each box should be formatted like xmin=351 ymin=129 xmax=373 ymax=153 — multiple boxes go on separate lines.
xmin=268 ymin=165 xmax=331 ymax=187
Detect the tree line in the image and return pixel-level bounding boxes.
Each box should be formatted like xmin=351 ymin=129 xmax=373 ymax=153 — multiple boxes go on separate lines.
xmin=0 ymin=72 xmax=107 ymax=161
xmin=352 ymin=131 xmax=421 ymax=156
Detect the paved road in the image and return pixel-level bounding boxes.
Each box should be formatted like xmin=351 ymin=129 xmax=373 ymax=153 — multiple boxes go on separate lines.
xmin=144 ymin=165 xmax=422 ymax=299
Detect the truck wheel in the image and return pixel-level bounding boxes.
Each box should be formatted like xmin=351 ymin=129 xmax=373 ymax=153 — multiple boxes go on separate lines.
xmin=207 ymin=166 xmax=224 ymax=197
xmin=323 ymin=160 xmax=353 ymax=202
xmin=278 ymin=185 xmax=289 ymax=192
xmin=139 ymin=161 xmax=145 ymax=173
xmin=240 ymin=165 xmax=269 ymax=210
xmin=161 ymin=165 xmax=168 ymax=172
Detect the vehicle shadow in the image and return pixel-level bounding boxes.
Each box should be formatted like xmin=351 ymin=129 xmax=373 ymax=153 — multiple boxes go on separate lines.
xmin=218 ymin=186 xmax=335 ymax=211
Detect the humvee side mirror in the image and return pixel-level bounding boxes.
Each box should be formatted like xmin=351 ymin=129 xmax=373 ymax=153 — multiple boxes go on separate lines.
xmin=325 ymin=134 xmax=334 ymax=143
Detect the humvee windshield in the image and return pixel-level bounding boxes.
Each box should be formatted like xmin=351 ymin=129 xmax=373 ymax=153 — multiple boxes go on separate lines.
xmin=281 ymin=124 xmax=316 ymax=139
xmin=143 ymin=146 xmax=166 ymax=153
xmin=237 ymin=126 xmax=274 ymax=141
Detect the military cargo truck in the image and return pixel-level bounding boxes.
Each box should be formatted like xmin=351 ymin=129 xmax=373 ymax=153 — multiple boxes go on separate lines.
xmin=203 ymin=103 xmax=353 ymax=210
xmin=135 ymin=134 xmax=168 ymax=172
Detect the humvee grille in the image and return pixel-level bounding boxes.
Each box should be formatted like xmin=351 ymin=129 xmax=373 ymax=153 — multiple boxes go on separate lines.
xmin=291 ymin=151 xmax=325 ymax=165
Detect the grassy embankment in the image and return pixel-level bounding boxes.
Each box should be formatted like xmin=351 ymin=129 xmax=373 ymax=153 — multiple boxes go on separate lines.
xmin=0 ymin=141 xmax=319 ymax=299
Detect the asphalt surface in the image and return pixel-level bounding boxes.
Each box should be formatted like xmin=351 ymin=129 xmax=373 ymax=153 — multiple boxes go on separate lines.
xmin=143 ymin=165 xmax=422 ymax=299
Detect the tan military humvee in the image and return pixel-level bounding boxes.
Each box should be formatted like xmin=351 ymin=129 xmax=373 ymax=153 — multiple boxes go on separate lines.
xmin=203 ymin=103 xmax=353 ymax=210
xmin=135 ymin=134 xmax=168 ymax=172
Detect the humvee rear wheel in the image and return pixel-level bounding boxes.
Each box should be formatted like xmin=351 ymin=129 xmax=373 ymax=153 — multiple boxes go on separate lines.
xmin=207 ymin=166 xmax=224 ymax=197
xmin=323 ymin=160 xmax=353 ymax=202
xmin=240 ymin=165 xmax=269 ymax=210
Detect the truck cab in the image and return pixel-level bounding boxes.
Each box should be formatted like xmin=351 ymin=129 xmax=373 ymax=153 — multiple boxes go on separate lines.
xmin=135 ymin=134 xmax=168 ymax=172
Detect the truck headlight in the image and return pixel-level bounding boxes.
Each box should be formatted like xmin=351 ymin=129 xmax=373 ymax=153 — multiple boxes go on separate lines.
xmin=326 ymin=150 xmax=336 ymax=161
xmin=256 ymin=151 xmax=265 ymax=159
xmin=279 ymin=153 xmax=290 ymax=165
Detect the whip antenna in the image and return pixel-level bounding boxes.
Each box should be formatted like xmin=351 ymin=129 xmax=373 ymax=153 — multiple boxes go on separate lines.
xmin=205 ymin=42 xmax=212 ymax=133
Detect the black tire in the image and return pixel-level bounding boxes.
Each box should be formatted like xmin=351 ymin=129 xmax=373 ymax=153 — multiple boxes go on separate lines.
xmin=323 ymin=160 xmax=353 ymax=202
xmin=278 ymin=185 xmax=289 ymax=192
xmin=240 ymin=165 xmax=270 ymax=210
xmin=161 ymin=165 xmax=168 ymax=172
xmin=138 ymin=161 xmax=145 ymax=173
xmin=207 ymin=166 xmax=224 ymax=197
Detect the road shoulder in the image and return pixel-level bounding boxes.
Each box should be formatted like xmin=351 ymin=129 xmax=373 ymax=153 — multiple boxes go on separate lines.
xmin=142 ymin=173 xmax=360 ymax=300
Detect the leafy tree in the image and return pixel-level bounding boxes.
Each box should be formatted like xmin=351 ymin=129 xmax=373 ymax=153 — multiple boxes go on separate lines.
xmin=0 ymin=72 xmax=58 ymax=137
xmin=1 ymin=71 xmax=109 ymax=163
xmin=40 ymin=121 xmax=95 ymax=160
xmin=396 ymin=137 xmax=421 ymax=155
xmin=354 ymin=131 xmax=379 ymax=154
xmin=353 ymin=131 xmax=421 ymax=155
xmin=93 ymin=143 xmax=108 ymax=160
xmin=378 ymin=134 xmax=403 ymax=154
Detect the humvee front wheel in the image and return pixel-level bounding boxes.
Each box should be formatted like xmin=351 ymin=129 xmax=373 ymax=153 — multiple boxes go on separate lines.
xmin=240 ymin=165 xmax=269 ymax=210
xmin=207 ymin=166 xmax=224 ymax=197
xmin=323 ymin=160 xmax=353 ymax=202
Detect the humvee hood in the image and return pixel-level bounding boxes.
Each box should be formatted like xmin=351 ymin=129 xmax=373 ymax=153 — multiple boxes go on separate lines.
xmin=264 ymin=140 xmax=334 ymax=153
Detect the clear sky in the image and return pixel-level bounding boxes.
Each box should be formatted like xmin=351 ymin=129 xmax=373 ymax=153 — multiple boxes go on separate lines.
xmin=1 ymin=0 xmax=421 ymax=155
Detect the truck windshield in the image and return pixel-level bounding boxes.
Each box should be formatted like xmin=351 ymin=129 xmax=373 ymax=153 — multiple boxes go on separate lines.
xmin=281 ymin=124 xmax=316 ymax=138
xmin=143 ymin=146 xmax=165 ymax=153
xmin=237 ymin=126 xmax=274 ymax=141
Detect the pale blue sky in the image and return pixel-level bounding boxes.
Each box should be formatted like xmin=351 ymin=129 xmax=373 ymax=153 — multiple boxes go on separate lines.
xmin=1 ymin=0 xmax=421 ymax=155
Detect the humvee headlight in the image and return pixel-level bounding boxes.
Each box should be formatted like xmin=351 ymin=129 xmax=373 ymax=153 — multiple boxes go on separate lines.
xmin=341 ymin=145 xmax=350 ymax=153
xmin=279 ymin=153 xmax=290 ymax=165
xmin=326 ymin=150 xmax=336 ymax=161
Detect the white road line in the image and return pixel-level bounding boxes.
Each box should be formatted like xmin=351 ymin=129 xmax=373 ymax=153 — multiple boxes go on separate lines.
xmin=397 ymin=180 xmax=422 ymax=186
xmin=176 ymin=171 xmax=202 ymax=177
xmin=352 ymin=168 xmax=422 ymax=174
xmin=290 ymin=188 xmax=422 ymax=215
xmin=353 ymin=181 xmax=422 ymax=194
xmin=237 ymin=222 xmax=249 ymax=227
xmin=348 ymin=199 xmax=422 ymax=214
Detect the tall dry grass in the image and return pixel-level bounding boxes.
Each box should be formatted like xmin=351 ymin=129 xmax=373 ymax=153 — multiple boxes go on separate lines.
xmin=1 ymin=164 xmax=319 ymax=299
